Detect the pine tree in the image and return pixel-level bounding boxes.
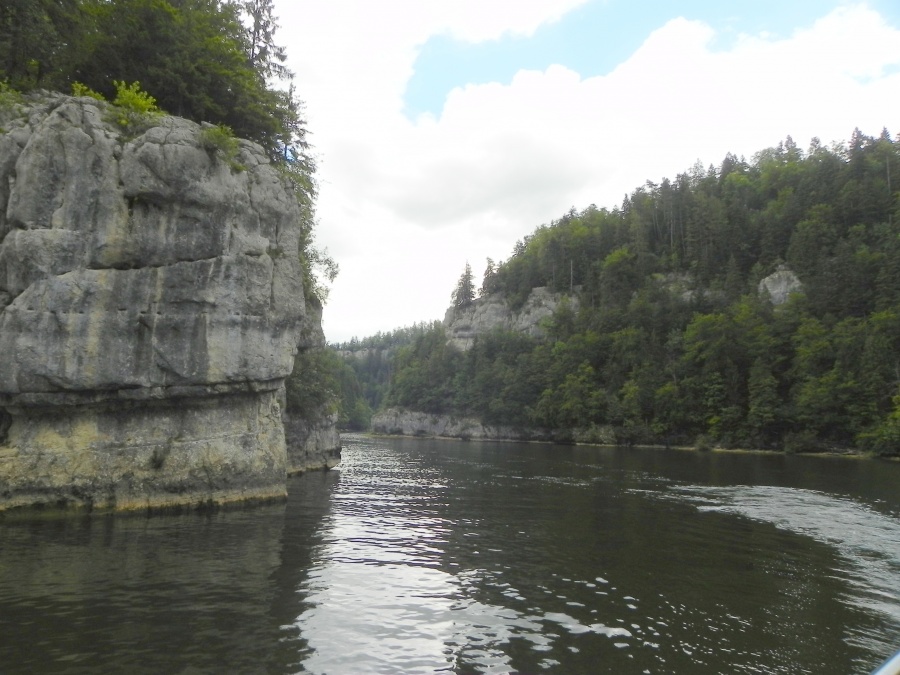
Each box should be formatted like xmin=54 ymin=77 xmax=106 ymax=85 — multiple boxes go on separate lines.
xmin=481 ymin=257 xmax=497 ymax=296
xmin=239 ymin=0 xmax=291 ymax=81
xmin=452 ymin=262 xmax=476 ymax=309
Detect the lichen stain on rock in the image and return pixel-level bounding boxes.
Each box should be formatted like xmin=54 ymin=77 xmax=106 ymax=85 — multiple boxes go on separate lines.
xmin=0 ymin=93 xmax=337 ymax=513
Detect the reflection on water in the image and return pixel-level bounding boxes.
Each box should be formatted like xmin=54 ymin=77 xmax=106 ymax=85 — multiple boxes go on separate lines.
xmin=1 ymin=436 xmax=899 ymax=674
xmin=287 ymin=438 xmax=900 ymax=674
xmin=0 ymin=505 xmax=292 ymax=673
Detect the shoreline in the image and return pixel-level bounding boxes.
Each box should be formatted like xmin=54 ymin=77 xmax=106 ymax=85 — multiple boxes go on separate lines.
xmin=358 ymin=431 xmax=889 ymax=460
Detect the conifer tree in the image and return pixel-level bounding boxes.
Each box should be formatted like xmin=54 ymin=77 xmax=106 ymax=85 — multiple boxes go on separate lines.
xmin=452 ymin=262 xmax=476 ymax=309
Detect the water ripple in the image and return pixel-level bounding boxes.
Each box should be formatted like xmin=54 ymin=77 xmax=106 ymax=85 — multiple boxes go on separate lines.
xmin=665 ymin=483 xmax=900 ymax=657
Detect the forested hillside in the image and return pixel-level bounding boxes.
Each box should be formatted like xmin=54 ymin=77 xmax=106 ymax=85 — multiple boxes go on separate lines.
xmin=328 ymin=322 xmax=440 ymax=429
xmin=372 ymin=131 xmax=900 ymax=454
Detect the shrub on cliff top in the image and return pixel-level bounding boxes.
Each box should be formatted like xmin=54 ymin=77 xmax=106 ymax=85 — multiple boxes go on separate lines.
xmin=111 ymin=80 xmax=161 ymax=128
xmin=71 ymin=81 xmax=104 ymax=101
xmin=199 ymin=123 xmax=244 ymax=172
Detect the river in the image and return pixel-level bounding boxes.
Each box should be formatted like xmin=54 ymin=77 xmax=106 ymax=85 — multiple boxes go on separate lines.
xmin=1 ymin=435 xmax=899 ymax=674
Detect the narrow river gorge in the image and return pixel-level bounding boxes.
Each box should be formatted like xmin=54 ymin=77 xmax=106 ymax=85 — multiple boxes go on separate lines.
xmin=1 ymin=436 xmax=899 ymax=674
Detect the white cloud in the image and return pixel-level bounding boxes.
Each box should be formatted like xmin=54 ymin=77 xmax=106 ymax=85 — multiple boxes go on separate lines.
xmin=447 ymin=0 xmax=589 ymax=41
xmin=275 ymin=2 xmax=900 ymax=342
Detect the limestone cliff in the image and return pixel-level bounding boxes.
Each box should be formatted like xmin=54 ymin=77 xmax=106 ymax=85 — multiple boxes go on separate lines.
xmin=371 ymin=408 xmax=555 ymax=442
xmin=0 ymin=93 xmax=338 ymax=512
xmin=284 ymin=406 xmax=341 ymax=473
xmin=444 ymin=287 xmax=578 ymax=351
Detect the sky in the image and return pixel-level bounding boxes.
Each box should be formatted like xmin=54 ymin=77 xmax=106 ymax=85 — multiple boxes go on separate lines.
xmin=273 ymin=0 xmax=900 ymax=344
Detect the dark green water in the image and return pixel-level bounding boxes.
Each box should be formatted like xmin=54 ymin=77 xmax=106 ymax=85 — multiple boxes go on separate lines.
xmin=1 ymin=435 xmax=899 ymax=674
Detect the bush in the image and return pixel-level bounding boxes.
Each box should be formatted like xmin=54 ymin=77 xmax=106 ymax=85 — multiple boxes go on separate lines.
xmin=694 ymin=434 xmax=714 ymax=452
xmin=0 ymin=81 xmax=22 ymax=109
xmin=856 ymin=401 xmax=900 ymax=456
xmin=111 ymin=80 xmax=161 ymax=129
xmin=71 ymin=82 xmax=105 ymax=101
xmin=199 ymin=123 xmax=244 ymax=171
xmin=783 ymin=430 xmax=819 ymax=454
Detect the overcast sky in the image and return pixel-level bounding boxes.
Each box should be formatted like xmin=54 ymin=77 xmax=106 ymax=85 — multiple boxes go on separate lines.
xmin=273 ymin=0 xmax=900 ymax=344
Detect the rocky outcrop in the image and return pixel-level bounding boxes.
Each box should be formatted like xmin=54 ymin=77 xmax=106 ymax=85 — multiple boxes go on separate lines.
xmin=444 ymin=287 xmax=578 ymax=350
xmin=372 ymin=408 xmax=554 ymax=442
xmin=371 ymin=409 xmax=623 ymax=444
xmin=284 ymin=406 xmax=341 ymax=474
xmin=281 ymin=303 xmax=342 ymax=474
xmin=758 ymin=265 xmax=803 ymax=305
xmin=0 ymin=93 xmax=337 ymax=512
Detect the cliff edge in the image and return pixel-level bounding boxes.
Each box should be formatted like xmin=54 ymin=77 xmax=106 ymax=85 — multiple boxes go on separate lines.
xmin=0 ymin=93 xmax=337 ymax=512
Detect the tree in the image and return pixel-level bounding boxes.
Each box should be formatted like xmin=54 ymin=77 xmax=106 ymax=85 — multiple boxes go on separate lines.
xmin=746 ymin=358 xmax=782 ymax=447
xmin=70 ymin=1 xmax=276 ymax=149
xmin=452 ymin=262 xmax=476 ymax=309
xmin=481 ymin=257 xmax=497 ymax=296
xmin=1 ymin=0 xmax=309 ymax=170
xmin=239 ymin=0 xmax=290 ymax=81
xmin=0 ymin=0 xmax=81 ymax=89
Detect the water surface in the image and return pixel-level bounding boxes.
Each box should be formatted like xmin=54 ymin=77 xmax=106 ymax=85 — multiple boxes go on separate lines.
xmin=1 ymin=436 xmax=899 ymax=674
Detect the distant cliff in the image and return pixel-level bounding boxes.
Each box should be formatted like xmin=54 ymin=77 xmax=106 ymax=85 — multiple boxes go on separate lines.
xmin=0 ymin=93 xmax=338 ymax=512
xmin=443 ymin=286 xmax=578 ymax=350
xmin=371 ymin=408 xmax=562 ymax=442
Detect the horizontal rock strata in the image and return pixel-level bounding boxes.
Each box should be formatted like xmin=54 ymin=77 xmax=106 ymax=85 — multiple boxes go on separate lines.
xmin=284 ymin=407 xmax=341 ymax=474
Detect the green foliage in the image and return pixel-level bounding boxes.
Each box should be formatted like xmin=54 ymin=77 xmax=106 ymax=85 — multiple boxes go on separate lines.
xmin=112 ymin=80 xmax=158 ymax=114
xmin=858 ymin=389 xmax=900 ymax=455
xmin=0 ymin=0 xmax=82 ymax=90
xmin=386 ymin=325 xmax=464 ymax=414
xmin=693 ymin=434 xmax=713 ymax=452
xmin=298 ymin=228 xmax=338 ymax=306
xmin=0 ymin=80 xmax=22 ymax=108
xmin=240 ymin=0 xmax=291 ymax=81
xmin=110 ymin=80 xmax=161 ymax=129
xmin=334 ymin=323 xmax=438 ymax=416
xmin=285 ymin=347 xmax=372 ymax=430
xmin=285 ymin=347 xmax=339 ymax=417
xmin=71 ymin=81 xmax=103 ymax=100
xmin=199 ymin=123 xmax=244 ymax=171
xmin=451 ymin=262 xmax=476 ymax=309
xmin=2 ymin=0 xmax=315 ymax=176
xmin=367 ymin=128 xmax=900 ymax=454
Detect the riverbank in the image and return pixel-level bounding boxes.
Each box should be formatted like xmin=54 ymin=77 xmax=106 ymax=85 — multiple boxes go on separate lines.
xmin=367 ymin=409 xmax=881 ymax=458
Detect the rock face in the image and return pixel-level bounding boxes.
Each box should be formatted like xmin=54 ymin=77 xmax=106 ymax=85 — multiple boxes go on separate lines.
xmin=444 ymin=287 xmax=578 ymax=350
xmin=0 ymin=93 xmax=337 ymax=512
xmin=284 ymin=407 xmax=341 ymax=474
xmin=758 ymin=265 xmax=803 ymax=305
xmin=372 ymin=408 xmax=554 ymax=442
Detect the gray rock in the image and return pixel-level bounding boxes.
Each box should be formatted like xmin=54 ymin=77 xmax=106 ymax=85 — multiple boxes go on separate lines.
xmin=444 ymin=287 xmax=578 ymax=350
xmin=371 ymin=408 xmax=554 ymax=442
xmin=284 ymin=405 xmax=341 ymax=474
xmin=0 ymin=95 xmax=337 ymax=512
xmin=758 ymin=265 xmax=803 ymax=305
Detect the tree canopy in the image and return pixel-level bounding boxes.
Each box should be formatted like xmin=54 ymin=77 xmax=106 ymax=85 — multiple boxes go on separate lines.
xmin=1 ymin=0 xmax=307 ymax=167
